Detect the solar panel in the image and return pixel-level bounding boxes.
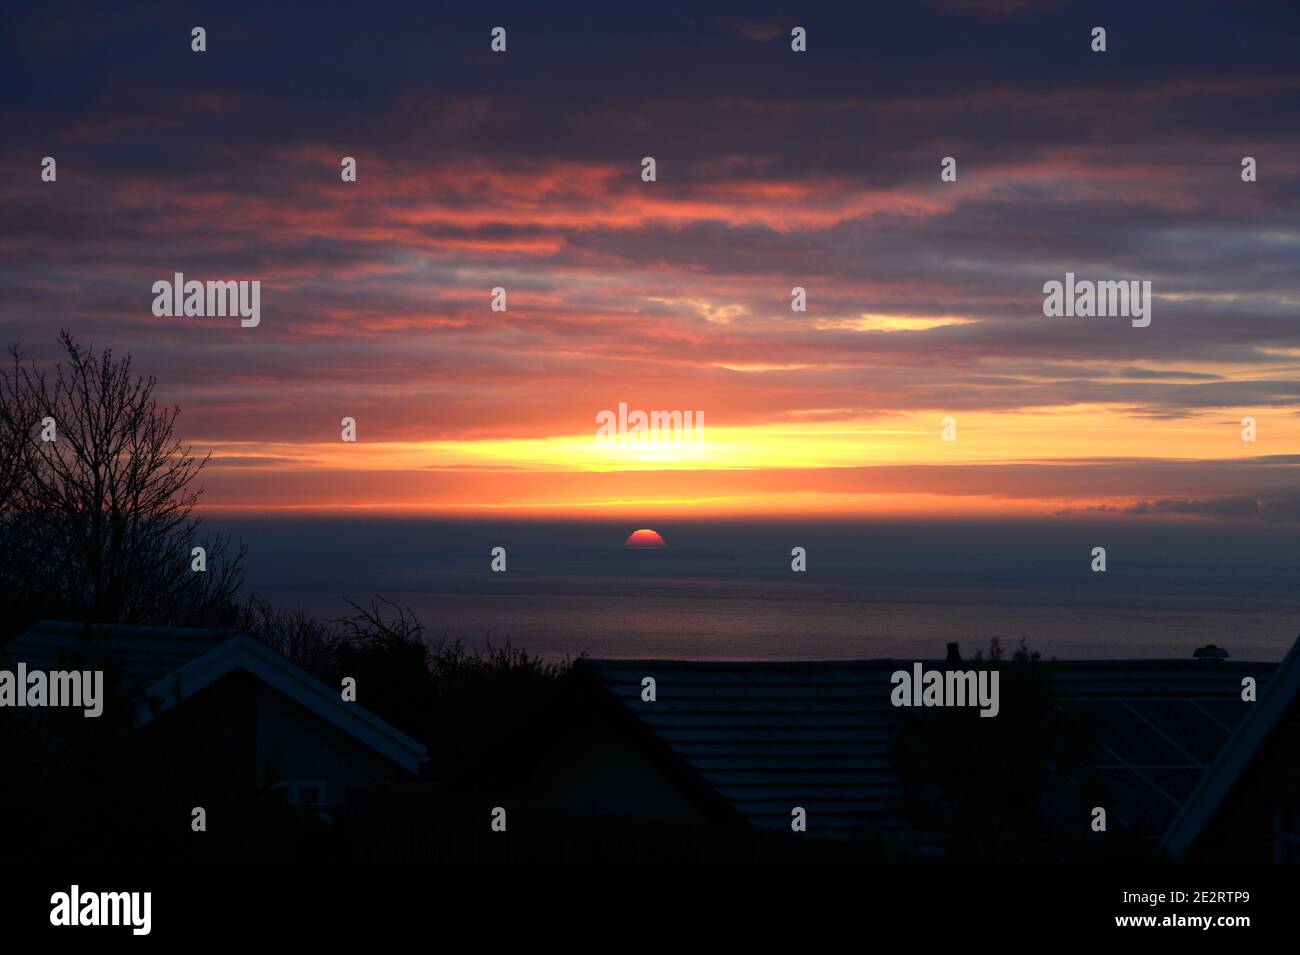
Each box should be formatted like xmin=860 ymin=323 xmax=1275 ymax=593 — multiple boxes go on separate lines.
xmin=582 ymin=657 xmax=1277 ymax=846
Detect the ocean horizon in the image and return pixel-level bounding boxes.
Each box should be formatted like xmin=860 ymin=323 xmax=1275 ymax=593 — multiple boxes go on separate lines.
xmin=208 ymin=516 xmax=1300 ymax=662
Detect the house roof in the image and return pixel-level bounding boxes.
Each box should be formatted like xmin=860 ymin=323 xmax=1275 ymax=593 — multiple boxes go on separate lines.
xmin=578 ymin=650 xmax=1288 ymax=846
xmin=577 ymin=659 xmax=907 ymax=841
xmin=1054 ymin=659 xmax=1278 ymax=840
xmin=1162 ymin=635 xmax=1300 ymax=857
xmin=3 ymin=619 xmax=228 ymax=687
xmin=5 ymin=620 xmax=428 ymax=775
xmin=141 ymin=632 xmax=429 ymax=775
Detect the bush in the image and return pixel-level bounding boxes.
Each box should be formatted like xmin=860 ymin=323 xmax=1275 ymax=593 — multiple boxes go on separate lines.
xmin=239 ymin=594 xmax=572 ymax=784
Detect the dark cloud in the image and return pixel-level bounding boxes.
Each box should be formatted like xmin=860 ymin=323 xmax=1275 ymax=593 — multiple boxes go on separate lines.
xmin=1126 ymin=495 xmax=1300 ymax=522
xmin=0 ymin=0 xmax=1296 ymax=480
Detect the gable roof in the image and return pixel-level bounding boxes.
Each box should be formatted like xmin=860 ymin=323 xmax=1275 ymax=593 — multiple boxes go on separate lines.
xmin=577 ymin=659 xmax=906 ymax=841
xmin=140 ymin=632 xmax=428 ymax=774
xmin=1162 ymin=635 xmax=1300 ymax=857
xmin=3 ymin=620 xmax=228 ymax=687
xmin=577 ymin=651 xmax=1285 ymax=845
xmin=6 ymin=620 xmax=428 ymax=776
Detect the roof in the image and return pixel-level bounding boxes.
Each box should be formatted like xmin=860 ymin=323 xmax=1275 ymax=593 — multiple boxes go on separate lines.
xmin=5 ymin=620 xmax=428 ymax=775
xmin=3 ymin=620 xmax=229 ymax=686
xmin=1055 ymin=659 xmax=1276 ymax=841
xmin=578 ymin=659 xmax=905 ymax=840
xmin=1162 ymin=635 xmax=1300 ymax=856
xmin=578 ymin=650 xmax=1288 ymax=847
xmin=141 ymin=633 xmax=429 ymax=774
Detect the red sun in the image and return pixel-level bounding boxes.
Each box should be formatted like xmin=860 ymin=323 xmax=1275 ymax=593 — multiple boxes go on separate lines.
xmin=624 ymin=528 xmax=667 ymax=549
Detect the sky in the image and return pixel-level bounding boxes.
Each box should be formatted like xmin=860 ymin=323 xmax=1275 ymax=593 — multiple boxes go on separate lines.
xmin=2 ymin=0 xmax=1298 ymax=519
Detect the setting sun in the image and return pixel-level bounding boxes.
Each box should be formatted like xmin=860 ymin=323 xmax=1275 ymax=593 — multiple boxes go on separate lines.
xmin=624 ymin=528 xmax=667 ymax=549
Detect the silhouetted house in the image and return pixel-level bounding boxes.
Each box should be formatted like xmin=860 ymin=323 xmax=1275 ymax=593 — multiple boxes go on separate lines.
xmin=4 ymin=620 xmax=428 ymax=808
xmin=509 ymin=638 xmax=1300 ymax=862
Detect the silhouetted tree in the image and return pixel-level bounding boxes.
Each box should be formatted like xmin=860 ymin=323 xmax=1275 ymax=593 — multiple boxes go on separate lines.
xmin=0 ymin=331 xmax=243 ymax=638
xmin=0 ymin=348 xmax=35 ymax=511
xmin=894 ymin=638 xmax=1114 ymax=863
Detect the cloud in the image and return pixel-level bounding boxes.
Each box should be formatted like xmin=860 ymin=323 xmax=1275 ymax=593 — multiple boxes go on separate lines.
xmin=1125 ymin=495 xmax=1300 ymax=523
xmin=1 ymin=2 xmax=1298 ymax=511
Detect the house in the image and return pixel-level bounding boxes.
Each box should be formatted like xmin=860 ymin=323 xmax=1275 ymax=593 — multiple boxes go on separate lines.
xmin=3 ymin=620 xmax=428 ymax=808
xmin=502 ymin=638 xmax=1300 ymax=862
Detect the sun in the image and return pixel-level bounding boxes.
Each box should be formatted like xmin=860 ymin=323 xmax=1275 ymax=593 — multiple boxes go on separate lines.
xmin=624 ymin=528 xmax=667 ymax=549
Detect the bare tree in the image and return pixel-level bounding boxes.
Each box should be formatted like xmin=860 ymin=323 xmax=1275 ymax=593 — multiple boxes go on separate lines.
xmin=0 ymin=345 xmax=47 ymax=634
xmin=0 ymin=345 xmax=49 ymax=508
xmin=0 ymin=331 xmax=243 ymax=633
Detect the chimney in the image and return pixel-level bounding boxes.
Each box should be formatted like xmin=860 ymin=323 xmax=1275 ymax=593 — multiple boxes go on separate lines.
xmin=1193 ymin=644 xmax=1229 ymax=661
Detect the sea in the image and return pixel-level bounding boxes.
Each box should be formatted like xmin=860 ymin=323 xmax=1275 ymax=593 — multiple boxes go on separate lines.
xmin=204 ymin=516 xmax=1300 ymax=663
